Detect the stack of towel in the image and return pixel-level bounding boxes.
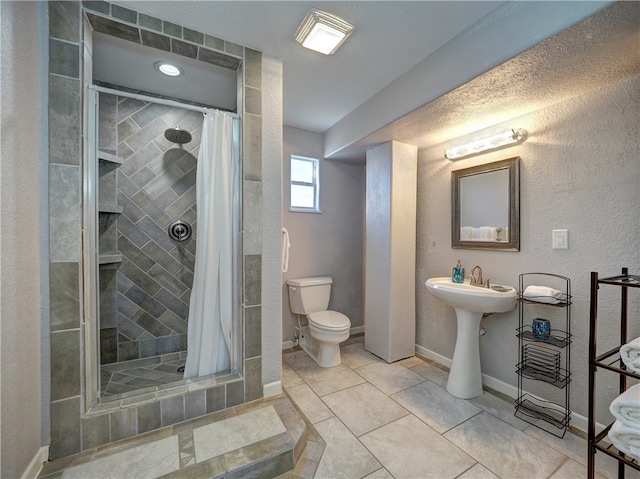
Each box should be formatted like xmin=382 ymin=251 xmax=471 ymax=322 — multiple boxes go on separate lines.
xmin=460 ymin=226 xmax=474 ymax=240
xmin=523 ymin=285 xmax=564 ymax=305
xmin=608 ymin=384 xmax=640 ymax=461
xmin=460 ymin=226 xmax=499 ymax=241
xmin=621 ymin=337 xmax=640 ymax=374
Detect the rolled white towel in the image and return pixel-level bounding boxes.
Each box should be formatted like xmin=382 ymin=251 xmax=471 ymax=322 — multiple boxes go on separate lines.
xmin=476 ymin=226 xmax=496 ymax=240
xmin=621 ymin=337 xmax=640 ymax=373
xmin=608 ymin=419 xmax=640 ymax=461
xmin=461 ymin=226 xmax=473 ymax=240
xmin=523 ymin=285 xmax=564 ymax=304
xmin=610 ymin=384 xmax=640 ymax=428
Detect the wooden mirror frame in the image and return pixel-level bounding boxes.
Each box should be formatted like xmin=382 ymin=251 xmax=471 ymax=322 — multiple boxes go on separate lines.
xmin=452 ymin=157 xmax=520 ymax=251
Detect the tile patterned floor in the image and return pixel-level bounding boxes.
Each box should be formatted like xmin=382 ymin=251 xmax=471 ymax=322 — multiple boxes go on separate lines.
xmin=39 ymin=335 xmax=640 ymax=479
xmin=283 ymin=335 xmax=639 ymax=479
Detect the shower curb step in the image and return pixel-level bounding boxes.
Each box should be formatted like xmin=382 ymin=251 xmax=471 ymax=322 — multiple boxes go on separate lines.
xmin=37 ymin=395 xmax=318 ymax=479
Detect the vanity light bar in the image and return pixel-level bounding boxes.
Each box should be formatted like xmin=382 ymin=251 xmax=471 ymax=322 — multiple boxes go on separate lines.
xmin=445 ymin=129 xmax=527 ymax=160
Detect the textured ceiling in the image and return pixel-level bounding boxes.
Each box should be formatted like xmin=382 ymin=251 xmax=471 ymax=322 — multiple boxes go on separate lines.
xmin=348 ymin=1 xmax=640 ymax=157
xmin=103 ymin=1 xmax=639 ymax=160
xmin=111 ymin=1 xmax=504 ymax=132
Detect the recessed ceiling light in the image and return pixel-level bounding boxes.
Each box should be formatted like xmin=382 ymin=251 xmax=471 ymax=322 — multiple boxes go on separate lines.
xmin=295 ymin=9 xmax=354 ymax=55
xmin=154 ymin=61 xmax=183 ymax=77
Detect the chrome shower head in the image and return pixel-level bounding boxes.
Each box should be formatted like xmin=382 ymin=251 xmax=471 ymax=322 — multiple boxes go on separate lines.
xmin=164 ymin=127 xmax=192 ymax=144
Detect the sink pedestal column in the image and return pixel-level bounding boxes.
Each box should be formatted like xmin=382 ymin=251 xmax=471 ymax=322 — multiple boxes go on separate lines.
xmin=447 ymin=310 xmax=484 ymax=399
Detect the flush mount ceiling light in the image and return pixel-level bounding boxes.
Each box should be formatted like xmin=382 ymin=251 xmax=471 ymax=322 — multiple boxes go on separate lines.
xmin=295 ymin=9 xmax=354 ymax=55
xmin=445 ymin=129 xmax=527 ymax=160
xmin=154 ymin=61 xmax=183 ymax=77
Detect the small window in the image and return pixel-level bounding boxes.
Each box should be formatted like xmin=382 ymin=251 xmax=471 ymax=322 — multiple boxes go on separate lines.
xmin=290 ymin=156 xmax=320 ymax=212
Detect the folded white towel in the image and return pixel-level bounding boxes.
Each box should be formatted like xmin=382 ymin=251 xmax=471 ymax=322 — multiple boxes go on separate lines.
xmin=478 ymin=226 xmax=496 ymax=240
xmin=523 ymin=285 xmax=564 ymax=304
xmin=474 ymin=226 xmax=496 ymax=240
xmin=632 ymin=436 xmax=640 ymax=461
xmin=610 ymin=384 xmax=640 ymax=428
xmin=621 ymin=337 xmax=640 ymax=374
xmin=461 ymin=226 xmax=473 ymax=240
xmin=608 ymin=419 xmax=640 ymax=461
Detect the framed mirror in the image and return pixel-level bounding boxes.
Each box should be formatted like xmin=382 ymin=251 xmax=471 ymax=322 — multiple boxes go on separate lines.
xmin=452 ymin=157 xmax=520 ymax=251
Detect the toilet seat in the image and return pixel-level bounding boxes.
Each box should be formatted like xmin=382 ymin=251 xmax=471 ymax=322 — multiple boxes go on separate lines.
xmin=308 ymin=310 xmax=350 ymax=330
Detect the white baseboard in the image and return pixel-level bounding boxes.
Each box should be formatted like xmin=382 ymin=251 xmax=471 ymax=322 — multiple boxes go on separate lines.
xmin=282 ymin=339 xmax=296 ymax=350
xmin=415 ymin=344 xmax=452 ymax=368
xmin=20 ymin=446 xmax=48 ymax=479
xmin=263 ymin=381 xmax=282 ymax=397
xmin=414 ymin=344 xmax=599 ymax=435
xmin=350 ymin=325 xmax=364 ymax=335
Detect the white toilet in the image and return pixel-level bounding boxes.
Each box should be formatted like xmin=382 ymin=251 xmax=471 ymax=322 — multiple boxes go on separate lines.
xmin=287 ymin=276 xmax=351 ymax=367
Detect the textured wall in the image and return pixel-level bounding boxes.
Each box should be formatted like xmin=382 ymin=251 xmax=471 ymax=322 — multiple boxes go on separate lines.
xmin=282 ymin=126 xmax=365 ymax=344
xmin=416 ymin=73 xmax=640 ymax=422
xmin=0 ymin=2 xmax=43 ymax=477
xmin=324 ymin=2 xmax=610 ymax=159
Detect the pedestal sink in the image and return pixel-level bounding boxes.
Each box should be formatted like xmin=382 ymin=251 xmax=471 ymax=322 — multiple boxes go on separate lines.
xmin=425 ymin=277 xmax=517 ymax=399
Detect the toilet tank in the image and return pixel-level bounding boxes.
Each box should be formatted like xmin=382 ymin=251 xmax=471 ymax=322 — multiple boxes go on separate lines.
xmin=287 ymin=276 xmax=333 ymax=314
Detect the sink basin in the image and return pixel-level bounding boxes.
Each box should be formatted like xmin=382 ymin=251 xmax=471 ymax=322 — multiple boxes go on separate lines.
xmin=425 ymin=277 xmax=517 ymax=313
xmin=425 ymin=277 xmax=517 ymax=399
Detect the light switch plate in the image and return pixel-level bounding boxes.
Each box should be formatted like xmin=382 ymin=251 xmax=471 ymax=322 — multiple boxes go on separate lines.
xmin=552 ymin=229 xmax=569 ymax=249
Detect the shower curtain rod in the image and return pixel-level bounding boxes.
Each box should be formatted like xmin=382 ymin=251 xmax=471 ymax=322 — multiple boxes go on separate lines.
xmin=89 ymin=85 xmax=239 ymax=118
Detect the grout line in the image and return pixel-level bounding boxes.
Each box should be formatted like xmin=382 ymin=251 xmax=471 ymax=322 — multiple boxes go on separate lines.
xmin=287 ymin=341 xmax=592 ymax=479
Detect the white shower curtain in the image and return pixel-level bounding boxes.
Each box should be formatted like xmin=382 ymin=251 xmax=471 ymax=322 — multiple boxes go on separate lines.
xmin=183 ymin=109 xmax=237 ymax=379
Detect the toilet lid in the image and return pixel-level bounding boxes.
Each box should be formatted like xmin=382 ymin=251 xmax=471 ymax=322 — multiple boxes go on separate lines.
xmin=308 ymin=311 xmax=351 ymax=330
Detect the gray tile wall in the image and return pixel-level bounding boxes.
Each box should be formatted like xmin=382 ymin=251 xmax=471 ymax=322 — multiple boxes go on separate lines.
xmin=47 ymin=1 xmax=265 ymax=460
xmin=98 ymin=93 xmax=200 ymax=364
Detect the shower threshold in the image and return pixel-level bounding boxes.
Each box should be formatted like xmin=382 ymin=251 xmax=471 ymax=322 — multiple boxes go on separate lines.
xmin=38 ymin=394 xmax=323 ymax=479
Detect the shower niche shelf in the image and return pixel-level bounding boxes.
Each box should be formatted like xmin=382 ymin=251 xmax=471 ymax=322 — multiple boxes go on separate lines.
xmin=97 ymin=149 xmax=123 ymax=269
xmin=98 ymin=203 xmax=123 ymax=214
xmin=98 ymin=254 xmax=123 ymax=265
xmin=98 ymin=150 xmax=123 ymax=165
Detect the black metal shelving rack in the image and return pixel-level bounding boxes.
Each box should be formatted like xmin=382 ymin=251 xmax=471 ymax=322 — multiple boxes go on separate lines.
xmin=516 ymin=273 xmax=572 ymax=438
xmin=588 ymin=268 xmax=640 ymax=479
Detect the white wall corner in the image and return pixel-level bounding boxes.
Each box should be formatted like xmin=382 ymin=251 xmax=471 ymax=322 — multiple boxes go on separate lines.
xmin=263 ymin=381 xmax=282 ymax=398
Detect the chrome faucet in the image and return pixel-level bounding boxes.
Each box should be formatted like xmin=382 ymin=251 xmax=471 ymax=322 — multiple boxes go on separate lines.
xmin=471 ymin=265 xmax=483 ymax=286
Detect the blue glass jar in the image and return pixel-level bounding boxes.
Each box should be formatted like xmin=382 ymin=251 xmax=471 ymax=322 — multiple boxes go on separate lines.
xmin=532 ymin=318 xmax=551 ymax=341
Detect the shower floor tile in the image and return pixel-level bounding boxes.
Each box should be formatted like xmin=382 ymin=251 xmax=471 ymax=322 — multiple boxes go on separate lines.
xmin=100 ymin=353 xmax=186 ymax=398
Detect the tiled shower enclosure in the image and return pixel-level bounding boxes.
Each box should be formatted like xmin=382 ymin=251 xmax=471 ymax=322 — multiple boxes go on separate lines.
xmin=48 ymin=1 xmax=265 ymax=460
xmin=97 ymin=91 xmax=204 ymax=396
